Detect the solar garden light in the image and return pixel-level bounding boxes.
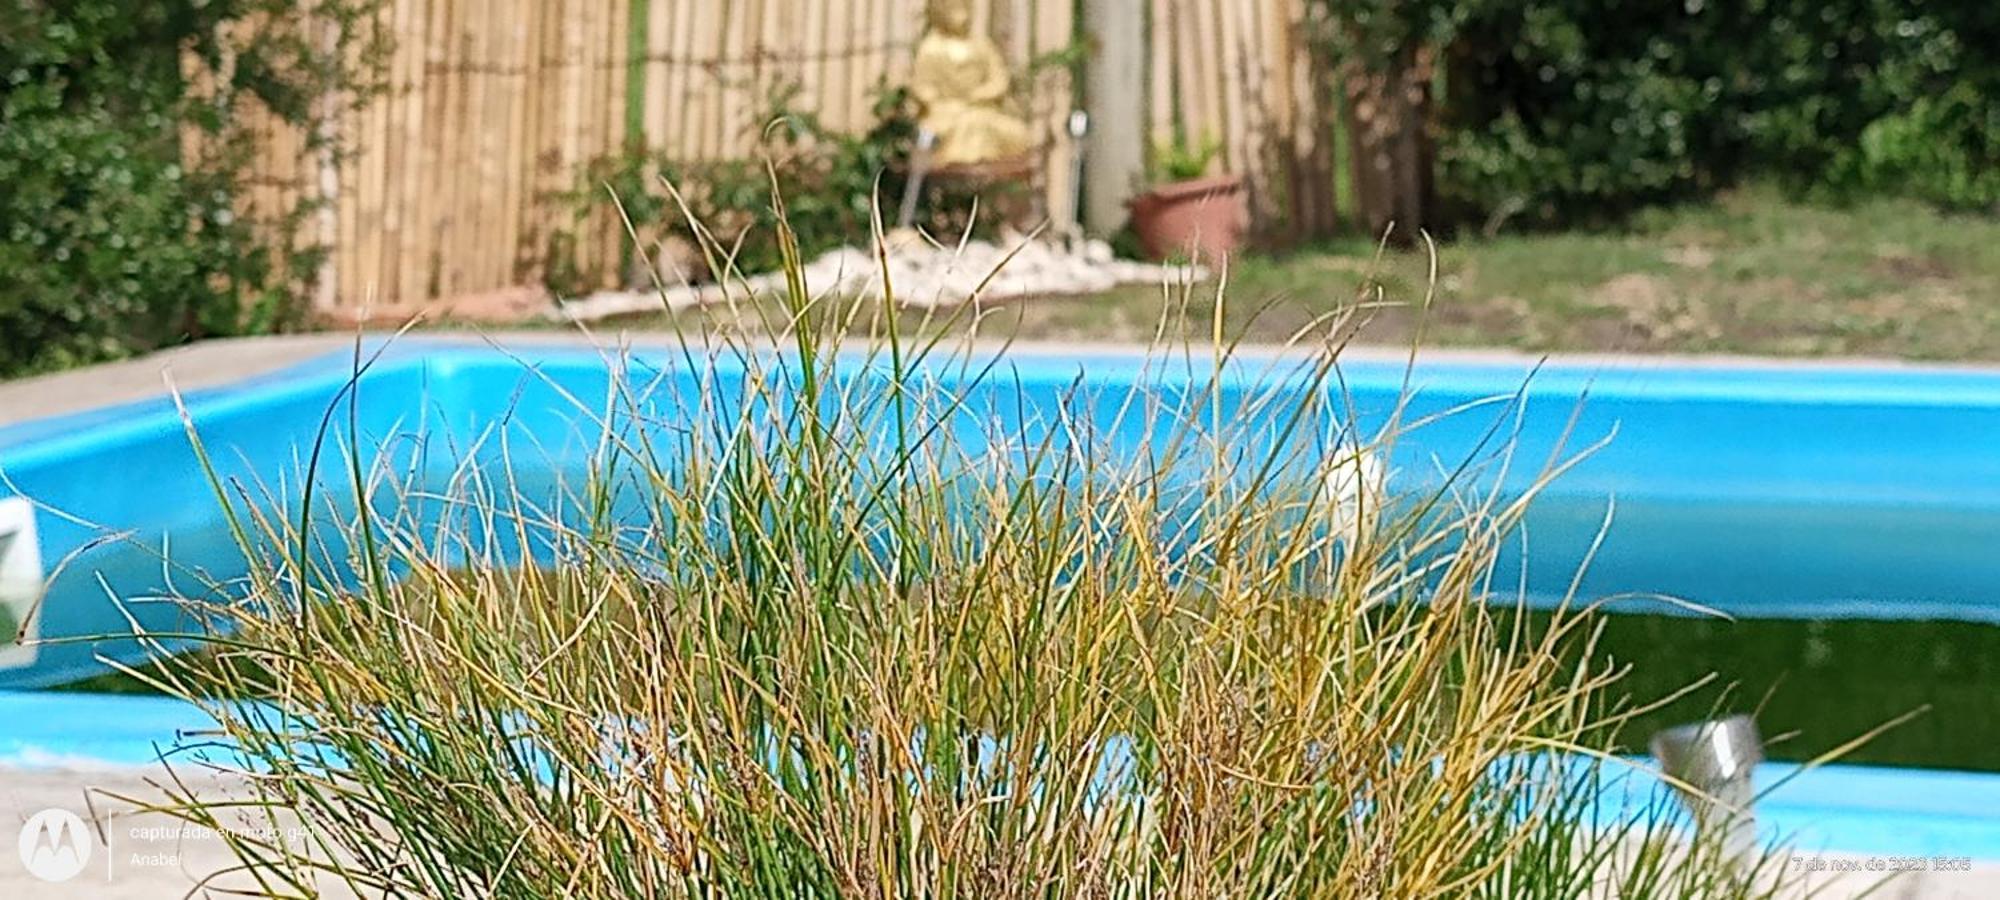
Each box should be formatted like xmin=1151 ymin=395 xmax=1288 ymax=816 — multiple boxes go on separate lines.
xmin=1651 ymin=715 xmax=1763 ymax=869
xmin=1062 ymin=110 xmax=1089 ymax=243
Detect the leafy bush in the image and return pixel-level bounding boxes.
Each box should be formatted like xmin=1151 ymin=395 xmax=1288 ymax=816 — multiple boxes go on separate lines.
xmin=1829 ymin=85 xmax=2000 ymax=210
xmin=0 ymin=92 xmax=251 ymax=373
xmin=0 ymin=1 xmax=378 ymax=377
xmin=552 ymin=87 xmax=924 ymax=295
xmin=553 ymin=85 xmax=1029 ymax=297
xmin=1818 ymin=8 xmax=2000 ymax=211
xmin=1432 ymin=0 xmax=2000 ymax=227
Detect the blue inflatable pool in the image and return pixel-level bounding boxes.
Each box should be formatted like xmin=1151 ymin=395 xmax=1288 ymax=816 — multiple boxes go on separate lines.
xmin=2 ymin=339 xmax=1997 ymax=860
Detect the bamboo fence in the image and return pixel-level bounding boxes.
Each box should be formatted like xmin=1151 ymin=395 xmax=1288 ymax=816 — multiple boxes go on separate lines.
xmin=216 ymin=0 xmax=1345 ymax=317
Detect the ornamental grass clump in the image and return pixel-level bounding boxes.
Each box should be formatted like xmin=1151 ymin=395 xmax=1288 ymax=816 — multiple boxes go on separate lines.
xmin=122 ymin=215 xmax=1812 ymax=898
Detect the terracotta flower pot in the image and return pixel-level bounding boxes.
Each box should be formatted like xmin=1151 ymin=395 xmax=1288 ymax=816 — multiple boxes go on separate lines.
xmin=1127 ymin=174 xmax=1249 ymax=264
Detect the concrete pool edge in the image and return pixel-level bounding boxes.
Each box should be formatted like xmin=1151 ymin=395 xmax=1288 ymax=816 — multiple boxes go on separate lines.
xmin=14 ymin=330 xmax=2000 ymax=434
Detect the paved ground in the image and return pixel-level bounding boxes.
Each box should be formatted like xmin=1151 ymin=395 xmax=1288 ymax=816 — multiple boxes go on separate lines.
xmin=0 ymin=763 xmax=364 ymax=898
xmin=0 ymin=335 xmax=350 ymax=431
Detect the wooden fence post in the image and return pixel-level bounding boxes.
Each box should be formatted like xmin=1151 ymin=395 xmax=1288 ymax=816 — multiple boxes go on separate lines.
xmin=1082 ymin=0 xmax=1146 ymax=235
xmin=1338 ymin=36 xmax=1433 ymax=242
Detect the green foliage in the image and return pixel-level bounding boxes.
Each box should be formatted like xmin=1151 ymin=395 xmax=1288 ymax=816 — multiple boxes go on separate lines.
xmin=1309 ymin=0 xmax=1466 ymax=68
xmin=0 ymin=1 xmax=381 ymax=377
xmin=0 ymin=91 xmax=248 ymax=372
xmin=1817 ymin=6 xmax=2000 ymax=212
xmin=1829 ymin=86 xmax=2000 ymax=210
xmin=1149 ymin=132 xmax=1221 ymax=183
xmin=1431 ymin=1 xmax=2000 ymax=227
xmin=553 ymin=86 xmax=936 ymax=294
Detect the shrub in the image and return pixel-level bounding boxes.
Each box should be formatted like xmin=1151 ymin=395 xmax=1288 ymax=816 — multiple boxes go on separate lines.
xmin=0 ymin=1 xmax=380 ymax=377
xmin=1150 ymin=132 xmax=1222 ymax=182
xmin=1829 ymin=85 xmax=2000 ymax=210
xmin=1818 ymin=8 xmax=2000 ymax=211
xmin=1433 ymin=0 xmax=2000 ymax=227
xmin=0 ymin=91 xmax=254 ymax=374
xmin=552 ymin=84 xmax=1035 ymax=298
xmin=551 ymin=86 xmax=927 ymax=296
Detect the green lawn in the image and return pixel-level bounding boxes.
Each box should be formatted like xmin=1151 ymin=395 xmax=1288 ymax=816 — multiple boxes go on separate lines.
xmin=940 ymin=185 xmax=2000 ymax=360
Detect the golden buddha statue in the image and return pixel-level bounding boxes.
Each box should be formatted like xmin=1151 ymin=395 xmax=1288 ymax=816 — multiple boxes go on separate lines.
xmin=910 ymin=0 xmax=1032 ymax=167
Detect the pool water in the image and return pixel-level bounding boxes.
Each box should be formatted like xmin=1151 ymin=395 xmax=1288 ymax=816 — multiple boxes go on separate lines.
xmin=63 ymin=613 xmax=2000 ymax=776
xmin=38 ymin=485 xmax=2000 ymax=773
xmin=1510 ymin=492 xmax=2000 ymax=622
xmin=1498 ymin=490 xmax=2000 ymax=773
xmin=1523 ymin=610 xmax=2000 ymax=772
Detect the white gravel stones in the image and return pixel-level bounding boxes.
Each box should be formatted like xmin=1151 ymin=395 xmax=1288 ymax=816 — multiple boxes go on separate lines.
xmin=561 ymin=237 xmax=1206 ymax=321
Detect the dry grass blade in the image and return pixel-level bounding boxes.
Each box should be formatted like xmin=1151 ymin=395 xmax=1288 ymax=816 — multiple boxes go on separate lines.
xmin=126 ymin=195 xmax=1827 ymax=899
